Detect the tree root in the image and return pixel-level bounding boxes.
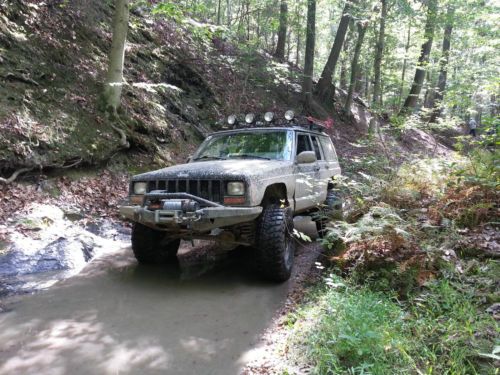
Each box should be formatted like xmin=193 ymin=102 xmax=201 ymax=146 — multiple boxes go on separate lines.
xmin=110 ymin=123 xmax=130 ymax=148
xmin=0 ymin=168 xmax=33 ymax=184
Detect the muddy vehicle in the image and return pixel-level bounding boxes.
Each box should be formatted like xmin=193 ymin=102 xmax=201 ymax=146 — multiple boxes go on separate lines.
xmin=119 ymin=112 xmax=342 ymax=281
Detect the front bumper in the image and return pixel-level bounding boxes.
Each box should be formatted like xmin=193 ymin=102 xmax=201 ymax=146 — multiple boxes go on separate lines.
xmin=119 ymin=204 xmax=262 ymax=232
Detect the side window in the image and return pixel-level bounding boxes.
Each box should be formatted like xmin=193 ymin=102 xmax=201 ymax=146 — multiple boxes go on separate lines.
xmin=296 ymin=134 xmax=313 ymax=155
xmin=311 ymin=136 xmax=323 ymax=160
xmin=319 ymin=136 xmax=337 ymax=161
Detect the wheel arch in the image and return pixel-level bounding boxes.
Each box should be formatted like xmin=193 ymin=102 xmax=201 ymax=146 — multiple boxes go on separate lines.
xmin=260 ymin=183 xmax=289 ymax=207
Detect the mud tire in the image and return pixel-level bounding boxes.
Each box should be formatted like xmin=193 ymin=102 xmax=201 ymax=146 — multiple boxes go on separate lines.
xmin=131 ymin=223 xmax=180 ymax=264
xmin=315 ymin=190 xmax=344 ymax=238
xmin=255 ymin=205 xmax=295 ymax=282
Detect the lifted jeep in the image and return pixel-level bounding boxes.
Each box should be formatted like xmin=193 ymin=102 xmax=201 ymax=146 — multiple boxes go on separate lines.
xmin=119 ymin=113 xmax=342 ymax=282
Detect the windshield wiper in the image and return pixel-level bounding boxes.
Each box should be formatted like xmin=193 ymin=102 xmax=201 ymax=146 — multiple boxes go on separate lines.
xmin=194 ymin=155 xmax=227 ymax=161
xmin=230 ymin=154 xmax=271 ymax=160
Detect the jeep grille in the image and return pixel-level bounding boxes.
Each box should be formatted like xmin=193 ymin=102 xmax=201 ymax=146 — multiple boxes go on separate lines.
xmin=147 ymin=179 xmax=224 ymax=204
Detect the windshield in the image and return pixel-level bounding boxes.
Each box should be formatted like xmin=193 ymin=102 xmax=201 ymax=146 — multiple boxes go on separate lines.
xmin=194 ymin=130 xmax=294 ymax=161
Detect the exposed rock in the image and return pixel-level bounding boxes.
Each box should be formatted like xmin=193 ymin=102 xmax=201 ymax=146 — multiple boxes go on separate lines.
xmin=0 ymin=204 xmax=128 ymax=296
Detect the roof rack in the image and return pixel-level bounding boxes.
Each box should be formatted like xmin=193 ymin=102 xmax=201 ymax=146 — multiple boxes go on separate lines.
xmin=220 ymin=112 xmax=333 ymax=133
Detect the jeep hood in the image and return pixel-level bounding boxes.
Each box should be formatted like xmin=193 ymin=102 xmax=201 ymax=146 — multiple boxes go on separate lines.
xmin=133 ymin=159 xmax=293 ymax=181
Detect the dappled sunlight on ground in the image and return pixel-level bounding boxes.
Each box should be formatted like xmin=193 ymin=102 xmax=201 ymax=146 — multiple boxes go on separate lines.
xmin=0 ymin=311 xmax=171 ymax=375
xmin=0 ymin=243 xmax=295 ymax=374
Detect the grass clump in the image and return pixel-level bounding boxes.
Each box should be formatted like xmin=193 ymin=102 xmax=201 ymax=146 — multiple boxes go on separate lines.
xmin=303 ymin=278 xmax=412 ymax=374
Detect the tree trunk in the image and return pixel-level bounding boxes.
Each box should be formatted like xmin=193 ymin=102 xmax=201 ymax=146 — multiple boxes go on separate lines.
xmin=430 ymin=5 xmax=454 ymax=122
xmin=423 ymin=68 xmax=435 ymax=109
xmin=401 ymin=0 xmax=438 ymax=113
xmin=372 ymin=0 xmax=387 ymax=108
xmin=302 ymin=0 xmax=316 ymax=110
xmin=354 ymin=69 xmax=364 ymax=94
xmin=246 ymin=0 xmax=250 ymax=41
xmin=274 ymin=0 xmax=288 ymax=60
xmin=338 ymin=24 xmax=352 ymax=90
xmin=345 ymin=21 xmax=368 ymax=116
xmin=398 ymin=21 xmax=411 ymax=106
xmin=295 ymin=30 xmax=301 ymax=66
xmin=216 ymin=0 xmax=222 ymax=25
xmin=226 ymin=0 xmax=232 ymax=26
xmin=365 ymin=69 xmax=370 ymax=102
xmin=103 ymin=0 xmax=129 ymax=113
xmin=286 ymin=26 xmax=292 ymax=61
xmin=315 ymin=0 xmax=353 ymax=102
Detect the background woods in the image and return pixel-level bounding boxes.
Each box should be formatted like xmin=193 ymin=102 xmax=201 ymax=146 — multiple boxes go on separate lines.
xmin=136 ymin=0 xmax=498 ymax=124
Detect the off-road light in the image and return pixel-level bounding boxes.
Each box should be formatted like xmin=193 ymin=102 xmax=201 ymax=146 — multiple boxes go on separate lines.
xmin=245 ymin=113 xmax=255 ymax=124
xmin=264 ymin=112 xmax=274 ymax=122
xmin=227 ymin=181 xmax=245 ymax=195
xmin=133 ymin=182 xmax=147 ymax=195
xmin=285 ymin=110 xmax=295 ymax=121
xmin=227 ymin=114 xmax=236 ymax=125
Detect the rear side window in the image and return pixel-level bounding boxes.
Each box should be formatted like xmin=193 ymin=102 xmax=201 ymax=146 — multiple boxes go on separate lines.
xmin=296 ymin=134 xmax=313 ymax=154
xmin=311 ymin=136 xmax=323 ymax=160
xmin=319 ymin=136 xmax=338 ymax=161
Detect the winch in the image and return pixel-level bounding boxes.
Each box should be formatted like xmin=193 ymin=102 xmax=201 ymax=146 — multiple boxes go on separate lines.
xmin=162 ymin=199 xmax=200 ymax=213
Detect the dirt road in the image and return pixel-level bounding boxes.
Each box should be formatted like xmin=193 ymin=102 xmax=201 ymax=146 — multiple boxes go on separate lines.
xmin=0 ymin=231 xmax=321 ymax=375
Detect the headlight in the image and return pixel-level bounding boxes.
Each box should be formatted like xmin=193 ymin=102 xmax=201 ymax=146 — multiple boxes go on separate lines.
xmin=264 ymin=112 xmax=274 ymax=122
xmin=227 ymin=181 xmax=245 ymax=195
xmin=133 ymin=182 xmax=147 ymax=195
xmin=285 ymin=110 xmax=295 ymax=120
xmin=227 ymin=114 xmax=236 ymax=125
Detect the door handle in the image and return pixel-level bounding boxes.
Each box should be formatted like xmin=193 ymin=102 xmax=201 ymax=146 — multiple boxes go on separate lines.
xmin=313 ymin=166 xmax=320 ymax=171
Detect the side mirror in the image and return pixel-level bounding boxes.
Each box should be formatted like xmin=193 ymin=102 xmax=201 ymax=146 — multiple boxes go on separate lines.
xmin=297 ymin=151 xmax=317 ymax=164
xmin=186 ymin=155 xmax=193 ymax=163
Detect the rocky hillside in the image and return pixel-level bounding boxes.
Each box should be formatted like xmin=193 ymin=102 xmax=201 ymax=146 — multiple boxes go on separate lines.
xmin=0 ymin=0 xmax=306 ymax=175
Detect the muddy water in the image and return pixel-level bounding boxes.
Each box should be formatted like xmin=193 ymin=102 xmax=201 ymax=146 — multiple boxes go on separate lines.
xmin=0 ymin=244 xmax=291 ymax=375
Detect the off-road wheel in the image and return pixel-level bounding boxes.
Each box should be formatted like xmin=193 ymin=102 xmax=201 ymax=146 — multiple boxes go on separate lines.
xmin=255 ymin=205 xmax=295 ymax=282
xmin=131 ymin=223 xmax=180 ymax=264
xmin=315 ymin=190 xmax=344 ymax=238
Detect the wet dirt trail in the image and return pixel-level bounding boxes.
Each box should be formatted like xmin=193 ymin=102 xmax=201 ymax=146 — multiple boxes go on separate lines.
xmin=0 ymin=236 xmax=321 ymax=375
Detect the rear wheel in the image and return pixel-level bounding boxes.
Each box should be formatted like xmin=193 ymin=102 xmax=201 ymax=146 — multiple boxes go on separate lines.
xmin=131 ymin=223 xmax=180 ymax=264
xmin=315 ymin=190 xmax=344 ymax=237
xmin=255 ymin=205 xmax=295 ymax=282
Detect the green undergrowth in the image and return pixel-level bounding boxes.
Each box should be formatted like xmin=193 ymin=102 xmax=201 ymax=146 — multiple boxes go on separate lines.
xmin=286 ymin=145 xmax=499 ymax=374
xmin=288 ymin=276 xmax=498 ymax=375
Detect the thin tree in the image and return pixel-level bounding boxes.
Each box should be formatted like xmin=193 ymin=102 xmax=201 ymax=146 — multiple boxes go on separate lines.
xmin=302 ymin=0 xmax=316 ymax=109
xmin=430 ymin=5 xmax=455 ymax=122
xmin=345 ymin=20 xmax=368 ymax=116
xmin=226 ymin=0 xmax=232 ymax=26
xmin=275 ymin=0 xmax=288 ymax=60
xmin=401 ymin=0 xmax=438 ymax=113
xmin=398 ymin=21 xmax=411 ymax=106
xmin=102 ymin=0 xmax=130 ymax=113
xmin=315 ymin=0 xmax=356 ymax=103
xmin=217 ymin=0 xmax=222 ymax=25
xmin=372 ymin=0 xmax=387 ymax=108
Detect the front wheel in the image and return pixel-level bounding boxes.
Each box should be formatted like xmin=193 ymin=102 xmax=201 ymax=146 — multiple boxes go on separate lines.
xmin=131 ymin=223 xmax=180 ymax=264
xmin=255 ymin=205 xmax=295 ymax=282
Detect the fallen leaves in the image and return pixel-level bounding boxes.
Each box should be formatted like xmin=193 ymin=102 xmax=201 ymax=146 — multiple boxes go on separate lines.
xmin=0 ymin=170 xmax=129 ymax=242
